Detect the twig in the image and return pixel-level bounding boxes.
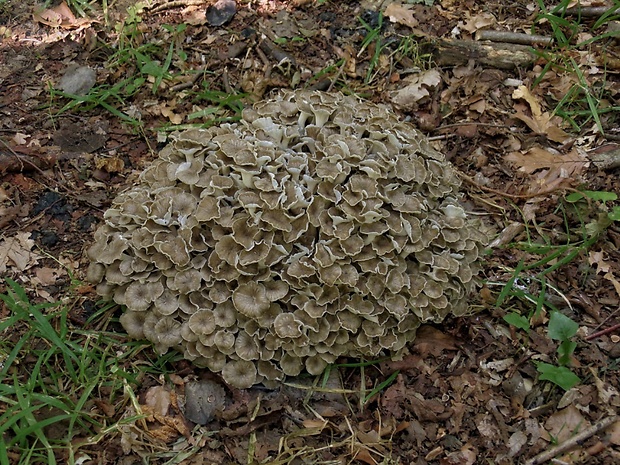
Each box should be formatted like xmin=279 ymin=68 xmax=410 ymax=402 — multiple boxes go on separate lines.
xmin=326 ymin=59 xmax=348 ymax=93
xmin=561 ymin=5 xmax=618 ymax=17
xmin=147 ymin=0 xmax=204 ymax=14
xmin=169 ymin=65 xmax=211 ymax=92
xmin=476 ymin=31 xmax=553 ymax=46
xmin=525 ymin=415 xmax=619 ymax=465
xmin=585 ymin=322 xmax=620 ymax=340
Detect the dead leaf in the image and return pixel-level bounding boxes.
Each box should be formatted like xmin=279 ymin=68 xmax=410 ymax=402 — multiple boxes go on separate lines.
xmin=0 ymin=232 xmax=42 ymax=273
xmin=95 ymin=156 xmax=125 ymax=173
xmin=609 ymin=420 xmax=620 ymax=446
xmin=512 ymin=86 xmax=571 ymax=143
xmin=440 ymin=443 xmax=477 ymax=465
xmin=603 ymin=272 xmax=620 ymax=298
xmin=590 ymin=368 xmax=620 ymax=406
xmin=390 ymin=69 xmax=442 ymax=110
xmin=33 ymin=1 xmax=78 ymax=28
xmin=589 ymin=251 xmax=611 ymax=274
xmin=33 ymin=267 xmax=64 ymax=286
xmin=505 ymin=146 xmax=589 ymax=194
xmin=144 ymin=386 xmax=172 ymax=417
xmin=544 ymin=405 xmax=590 ymax=443
xmin=384 ymin=3 xmax=419 ymax=29
xmin=160 ymin=105 xmax=184 ymax=125
xmin=462 ymin=12 xmax=496 ymax=33
xmin=13 ymin=133 xmax=29 ymax=145
xmin=413 ymin=325 xmax=458 ymax=356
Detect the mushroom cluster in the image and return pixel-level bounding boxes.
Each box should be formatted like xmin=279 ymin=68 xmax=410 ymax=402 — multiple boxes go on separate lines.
xmin=86 ymin=90 xmax=487 ymax=388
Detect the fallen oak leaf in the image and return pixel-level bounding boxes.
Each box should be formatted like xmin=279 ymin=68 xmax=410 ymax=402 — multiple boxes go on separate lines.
xmin=384 ymin=3 xmax=419 ymax=30
xmin=506 ymin=146 xmax=587 ymax=174
xmin=390 ymin=69 xmax=442 ymax=110
xmin=33 ymin=1 xmax=93 ymax=29
xmin=33 ymin=1 xmax=76 ymax=27
xmin=505 ymin=146 xmax=589 ymax=194
xmin=588 ymin=250 xmax=612 ymax=274
xmin=512 ymin=85 xmax=571 ymax=143
xmin=0 ymin=232 xmax=42 ymax=273
xmin=603 ymin=272 xmax=620 ymax=299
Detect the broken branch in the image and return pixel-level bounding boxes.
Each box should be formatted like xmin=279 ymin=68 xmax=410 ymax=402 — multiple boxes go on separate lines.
xmin=525 ymin=415 xmax=619 ymax=465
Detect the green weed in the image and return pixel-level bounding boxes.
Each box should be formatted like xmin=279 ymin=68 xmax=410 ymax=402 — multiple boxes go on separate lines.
xmin=49 ymin=78 xmax=145 ymax=127
xmin=498 ymin=189 xmax=620 ymax=390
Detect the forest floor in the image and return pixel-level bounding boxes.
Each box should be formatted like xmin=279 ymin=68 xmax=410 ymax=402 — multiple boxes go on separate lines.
xmin=1 ymin=0 xmax=620 ymax=464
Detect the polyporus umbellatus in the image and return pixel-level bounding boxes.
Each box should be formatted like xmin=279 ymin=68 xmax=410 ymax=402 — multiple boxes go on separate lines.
xmin=86 ymin=90 xmax=488 ymax=388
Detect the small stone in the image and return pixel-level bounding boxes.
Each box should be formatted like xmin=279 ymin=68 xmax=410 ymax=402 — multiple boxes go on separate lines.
xmin=183 ymin=380 xmax=226 ymax=425
xmin=58 ymin=64 xmax=97 ymax=95
xmin=206 ymin=0 xmax=237 ymax=26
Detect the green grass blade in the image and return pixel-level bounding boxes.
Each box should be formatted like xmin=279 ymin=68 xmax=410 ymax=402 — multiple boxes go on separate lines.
xmin=496 ymin=260 xmax=526 ymax=307
xmin=363 ymin=370 xmax=399 ymax=404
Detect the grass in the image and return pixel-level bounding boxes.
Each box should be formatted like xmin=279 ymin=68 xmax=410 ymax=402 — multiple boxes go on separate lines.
xmin=0 ymin=279 xmax=175 ymax=464
xmin=358 ymin=12 xmax=385 ymax=84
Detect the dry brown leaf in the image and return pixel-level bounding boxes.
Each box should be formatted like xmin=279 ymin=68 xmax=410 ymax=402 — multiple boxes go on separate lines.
xmin=544 ymin=404 xmax=590 ymax=443
xmin=33 ymin=267 xmax=64 ymax=286
xmin=161 ymin=106 xmax=183 ymax=124
xmin=440 ymin=443 xmax=477 ymax=465
xmin=390 ymin=69 xmax=442 ymax=110
xmin=512 ymin=86 xmax=571 ymax=143
xmin=603 ymin=272 xmax=620 ymax=298
xmin=0 ymin=232 xmax=42 ymax=273
xmin=13 ymin=133 xmax=29 ymax=145
xmin=412 ymin=325 xmax=458 ymax=356
xmin=95 ymin=156 xmax=125 ymax=173
xmin=351 ymin=448 xmax=379 ymax=465
xmin=384 ymin=3 xmax=419 ymax=29
xmin=505 ymin=146 xmax=589 ymax=194
xmin=462 ymin=12 xmax=496 ymax=33
xmin=588 ymin=250 xmax=611 ymax=274
xmin=144 ymin=386 xmax=172 ymax=416
xmin=609 ymin=420 xmax=620 ymax=446
xmin=33 ymin=1 xmax=75 ymax=27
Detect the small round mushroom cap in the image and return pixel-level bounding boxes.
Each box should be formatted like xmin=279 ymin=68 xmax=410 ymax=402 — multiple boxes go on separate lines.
xmin=188 ymin=310 xmax=217 ymax=336
xmin=232 ymin=281 xmax=270 ymax=318
xmin=221 ymin=360 xmax=257 ymax=389
xmin=119 ymin=311 xmax=147 ymax=339
xmin=87 ymin=90 xmax=488 ymax=388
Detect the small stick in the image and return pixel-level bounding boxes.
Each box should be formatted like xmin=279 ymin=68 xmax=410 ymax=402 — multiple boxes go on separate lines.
xmin=562 ymin=6 xmax=618 ymax=17
xmin=525 ymin=415 xmax=619 ymax=465
xmin=585 ymin=322 xmax=620 ymax=340
xmin=147 ymin=0 xmax=204 ymax=14
xmin=476 ymin=31 xmax=553 ymax=46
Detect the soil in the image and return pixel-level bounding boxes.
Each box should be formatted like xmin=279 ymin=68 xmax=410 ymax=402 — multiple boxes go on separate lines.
xmin=1 ymin=0 xmax=620 ymax=464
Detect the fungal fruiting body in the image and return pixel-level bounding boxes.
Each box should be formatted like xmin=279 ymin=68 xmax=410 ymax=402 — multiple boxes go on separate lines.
xmin=87 ymin=91 xmax=487 ymax=388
